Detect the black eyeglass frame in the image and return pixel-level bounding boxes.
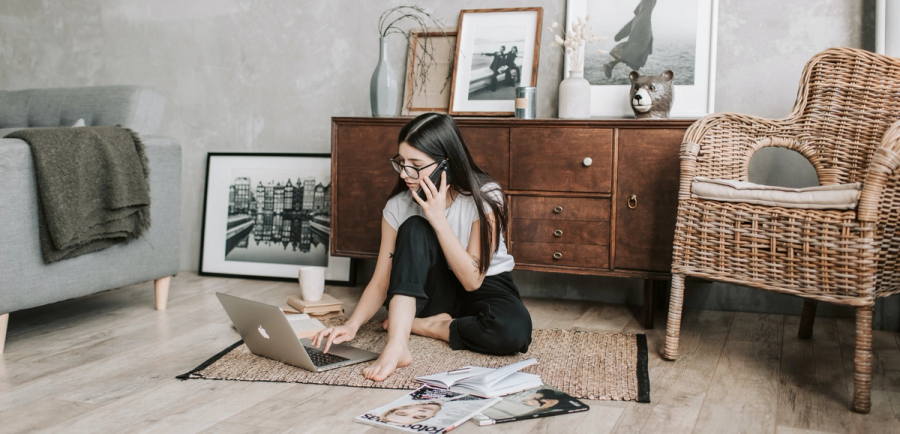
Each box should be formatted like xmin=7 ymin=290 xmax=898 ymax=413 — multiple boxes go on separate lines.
xmin=390 ymin=154 xmax=443 ymax=179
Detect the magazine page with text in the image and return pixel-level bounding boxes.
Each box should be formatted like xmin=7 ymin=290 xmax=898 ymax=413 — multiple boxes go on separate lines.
xmin=355 ymin=386 xmax=500 ymax=433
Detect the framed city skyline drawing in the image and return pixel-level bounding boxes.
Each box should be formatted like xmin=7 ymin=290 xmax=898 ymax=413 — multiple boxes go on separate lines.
xmin=199 ymin=153 xmax=355 ymax=285
xmin=449 ymin=8 xmax=543 ymax=116
xmin=565 ymin=0 xmax=718 ymax=117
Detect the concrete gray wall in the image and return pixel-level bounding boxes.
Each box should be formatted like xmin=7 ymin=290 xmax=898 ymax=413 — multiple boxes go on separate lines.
xmin=1 ymin=0 xmax=894 ymax=327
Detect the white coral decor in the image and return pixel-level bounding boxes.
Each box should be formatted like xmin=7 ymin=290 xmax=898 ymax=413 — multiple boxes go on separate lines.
xmin=550 ymin=16 xmax=606 ymax=74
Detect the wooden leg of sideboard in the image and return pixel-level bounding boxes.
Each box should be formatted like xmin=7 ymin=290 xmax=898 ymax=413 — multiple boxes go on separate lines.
xmin=155 ymin=276 xmax=171 ymax=311
xmin=642 ymin=279 xmax=655 ymax=329
xmin=0 ymin=312 xmax=8 ymax=355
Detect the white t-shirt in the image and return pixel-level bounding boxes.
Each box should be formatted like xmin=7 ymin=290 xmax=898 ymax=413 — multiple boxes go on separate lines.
xmin=382 ymin=183 xmax=515 ymax=276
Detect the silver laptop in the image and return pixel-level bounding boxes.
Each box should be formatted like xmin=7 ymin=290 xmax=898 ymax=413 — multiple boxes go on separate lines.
xmin=216 ymin=293 xmax=378 ymax=372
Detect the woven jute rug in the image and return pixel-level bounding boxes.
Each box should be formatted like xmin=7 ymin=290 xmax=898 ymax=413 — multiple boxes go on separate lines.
xmin=178 ymin=320 xmax=650 ymax=402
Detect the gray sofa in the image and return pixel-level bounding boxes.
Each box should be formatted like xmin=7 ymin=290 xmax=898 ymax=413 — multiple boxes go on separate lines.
xmin=0 ymin=86 xmax=182 ymax=353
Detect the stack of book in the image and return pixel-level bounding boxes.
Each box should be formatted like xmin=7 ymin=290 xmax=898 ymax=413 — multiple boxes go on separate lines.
xmin=286 ymin=293 xmax=344 ymax=319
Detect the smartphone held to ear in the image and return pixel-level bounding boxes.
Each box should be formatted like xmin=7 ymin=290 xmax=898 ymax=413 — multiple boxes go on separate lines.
xmin=416 ymin=160 xmax=451 ymax=202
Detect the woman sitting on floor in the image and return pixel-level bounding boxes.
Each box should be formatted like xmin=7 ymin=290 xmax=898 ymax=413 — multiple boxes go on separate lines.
xmin=311 ymin=112 xmax=532 ymax=381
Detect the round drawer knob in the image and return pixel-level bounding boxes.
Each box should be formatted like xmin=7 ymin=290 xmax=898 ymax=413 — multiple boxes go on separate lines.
xmin=553 ymin=229 xmax=563 ymax=237
xmin=583 ymin=157 xmax=593 ymax=167
xmin=553 ymin=252 xmax=563 ymax=260
xmin=553 ymin=206 xmax=563 ymax=214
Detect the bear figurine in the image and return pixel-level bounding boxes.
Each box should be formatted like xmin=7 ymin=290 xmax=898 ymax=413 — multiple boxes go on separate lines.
xmin=628 ymin=70 xmax=674 ymax=119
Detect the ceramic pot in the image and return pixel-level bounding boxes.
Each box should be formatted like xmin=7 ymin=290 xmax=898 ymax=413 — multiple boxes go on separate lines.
xmin=370 ymin=37 xmax=398 ymax=117
xmin=558 ymin=70 xmax=591 ymax=119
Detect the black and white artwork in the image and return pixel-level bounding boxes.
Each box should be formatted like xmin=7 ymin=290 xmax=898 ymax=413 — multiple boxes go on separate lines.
xmin=566 ymin=0 xmax=716 ymax=117
xmin=449 ymin=8 xmax=542 ymax=115
xmin=224 ymin=169 xmax=330 ymax=267
xmin=585 ymin=0 xmax=697 ymax=86
xmin=200 ymin=153 xmax=354 ymax=285
xmin=467 ymin=25 xmax=526 ymax=101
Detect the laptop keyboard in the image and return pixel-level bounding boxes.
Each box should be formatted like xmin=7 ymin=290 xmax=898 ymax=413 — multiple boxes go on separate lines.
xmin=305 ymin=346 xmax=350 ymax=367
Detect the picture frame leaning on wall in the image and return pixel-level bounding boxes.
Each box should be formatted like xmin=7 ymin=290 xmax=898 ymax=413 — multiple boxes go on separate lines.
xmin=449 ymin=8 xmax=543 ymax=116
xmin=199 ymin=153 xmax=355 ymax=285
xmin=564 ymin=0 xmax=718 ymax=117
xmin=402 ymin=27 xmax=458 ymax=116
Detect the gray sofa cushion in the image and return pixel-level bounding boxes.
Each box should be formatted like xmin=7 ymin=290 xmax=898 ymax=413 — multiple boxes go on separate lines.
xmin=0 ymin=86 xmax=166 ymax=135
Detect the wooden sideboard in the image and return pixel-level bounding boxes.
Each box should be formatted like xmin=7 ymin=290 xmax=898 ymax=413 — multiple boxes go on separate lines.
xmin=331 ymin=117 xmax=694 ymax=328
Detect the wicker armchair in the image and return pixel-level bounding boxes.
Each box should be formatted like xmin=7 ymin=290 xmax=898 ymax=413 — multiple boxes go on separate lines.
xmin=664 ymin=47 xmax=900 ymax=413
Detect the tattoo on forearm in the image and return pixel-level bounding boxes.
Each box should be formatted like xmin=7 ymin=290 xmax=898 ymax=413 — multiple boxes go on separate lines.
xmin=471 ymin=255 xmax=480 ymax=271
xmin=389 ymin=252 xmax=394 ymax=258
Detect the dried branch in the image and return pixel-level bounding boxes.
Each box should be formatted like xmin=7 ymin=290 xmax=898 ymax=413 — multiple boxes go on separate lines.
xmin=549 ymin=15 xmax=607 ymax=73
xmin=377 ymin=5 xmax=450 ymax=105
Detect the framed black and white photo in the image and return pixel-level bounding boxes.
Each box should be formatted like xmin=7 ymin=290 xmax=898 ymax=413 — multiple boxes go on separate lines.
xmin=199 ymin=153 xmax=355 ymax=285
xmin=565 ymin=0 xmax=718 ymax=117
xmin=449 ymin=8 xmax=542 ymax=116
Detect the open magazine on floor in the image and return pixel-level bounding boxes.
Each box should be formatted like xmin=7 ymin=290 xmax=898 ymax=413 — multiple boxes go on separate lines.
xmin=355 ymin=386 xmax=500 ymax=434
xmin=415 ymin=358 xmax=542 ymax=398
xmin=470 ymin=384 xmax=590 ymax=425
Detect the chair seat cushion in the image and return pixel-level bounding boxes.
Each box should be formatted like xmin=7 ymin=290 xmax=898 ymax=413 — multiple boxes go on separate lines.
xmin=690 ymin=177 xmax=861 ymax=210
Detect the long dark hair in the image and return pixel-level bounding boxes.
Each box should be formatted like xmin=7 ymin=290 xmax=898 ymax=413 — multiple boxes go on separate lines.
xmin=390 ymin=113 xmax=507 ymax=275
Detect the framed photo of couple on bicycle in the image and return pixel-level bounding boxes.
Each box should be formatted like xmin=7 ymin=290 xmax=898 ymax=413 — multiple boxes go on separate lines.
xmin=448 ymin=8 xmax=543 ymax=116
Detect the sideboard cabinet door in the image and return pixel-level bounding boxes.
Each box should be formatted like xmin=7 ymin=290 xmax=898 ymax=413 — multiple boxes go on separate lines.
xmin=458 ymin=127 xmax=510 ymax=189
xmin=332 ymin=124 xmax=401 ymax=257
xmin=614 ymin=129 xmax=684 ymax=272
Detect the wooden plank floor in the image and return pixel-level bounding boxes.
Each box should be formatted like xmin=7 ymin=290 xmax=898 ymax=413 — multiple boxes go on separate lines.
xmin=1 ymin=272 xmax=898 ymax=433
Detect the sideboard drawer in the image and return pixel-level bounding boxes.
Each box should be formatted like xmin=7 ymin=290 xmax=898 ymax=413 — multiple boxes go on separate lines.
xmin=512 ymin=196 xmax=610 ymax=221
xmin=510 ymin=127 xmax=613 ymax=192
xmin=512 ymin=242 xmax=609 ymax=268
xmin=511 ymin=219 xmax=609 ymax=245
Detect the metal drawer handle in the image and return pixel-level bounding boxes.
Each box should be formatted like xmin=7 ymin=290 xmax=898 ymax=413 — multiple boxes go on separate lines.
xmin=553 ymin=206 xmax=563 ymax=214
xmin=553 ymin=252 xmax=563 ymax=260
xmin=628 ymin=194 xmax=638 ymax=209
xmin=553 ymin=229 xmax=563 ymax=237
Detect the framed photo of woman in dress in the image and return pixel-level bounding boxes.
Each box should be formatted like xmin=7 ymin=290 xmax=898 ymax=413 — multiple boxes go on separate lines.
xmin=448 ymin=8 xmax=543 ymax=116
xmin=565 ymin=0 xmax=718 ymax=117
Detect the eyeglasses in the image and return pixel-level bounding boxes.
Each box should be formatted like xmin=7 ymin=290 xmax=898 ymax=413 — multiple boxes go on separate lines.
xmin=390 ymin=154 xmax=440 ymax=180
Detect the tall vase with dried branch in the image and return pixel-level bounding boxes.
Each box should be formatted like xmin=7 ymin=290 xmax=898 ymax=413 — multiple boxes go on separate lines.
xmin=373 ymin=6 xmax=445 ymax=117
xmin=551 ymin=16 xmax=605 ymax=119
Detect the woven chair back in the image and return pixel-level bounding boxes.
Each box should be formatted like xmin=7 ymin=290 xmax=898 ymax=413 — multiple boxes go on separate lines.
xmin=789 ymin=47 xmax=900 ymax=185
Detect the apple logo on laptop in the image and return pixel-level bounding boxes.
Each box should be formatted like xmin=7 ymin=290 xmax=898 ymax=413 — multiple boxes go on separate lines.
xmin=258 ymin=325 xmax=270 ymax=339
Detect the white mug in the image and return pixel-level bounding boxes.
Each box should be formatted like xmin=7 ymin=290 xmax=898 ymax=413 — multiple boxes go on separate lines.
xmin=297 ymin=266 xmax=326 ymax=301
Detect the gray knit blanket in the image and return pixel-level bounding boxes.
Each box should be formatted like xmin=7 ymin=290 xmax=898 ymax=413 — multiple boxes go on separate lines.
xmin=5 ymin=126 xmax=151 ymax=263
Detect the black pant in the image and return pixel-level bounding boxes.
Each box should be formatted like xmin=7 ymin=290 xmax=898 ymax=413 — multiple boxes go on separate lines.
xmin=384 ymin=216 xmax=532 ymax=355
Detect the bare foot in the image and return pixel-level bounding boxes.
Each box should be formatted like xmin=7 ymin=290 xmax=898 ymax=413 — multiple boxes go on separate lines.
xmin=363 ymin=343 xmax=412 ymax=382
xmin=382 ymin=317 xmax=389 ymax=330
xmin=411 ymin=313 xmax=453 ymax=341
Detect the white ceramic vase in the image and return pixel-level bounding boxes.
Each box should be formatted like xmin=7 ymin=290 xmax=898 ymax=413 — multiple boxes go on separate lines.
xmin=370 ymin=37 xmax=398 ymax=117
xmin=558 ymin=70 xmax=591 ymax=119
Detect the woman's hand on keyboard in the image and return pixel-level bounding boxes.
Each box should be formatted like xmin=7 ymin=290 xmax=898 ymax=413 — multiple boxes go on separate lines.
xmin=312 ymin=324 xmax=358 ymax=354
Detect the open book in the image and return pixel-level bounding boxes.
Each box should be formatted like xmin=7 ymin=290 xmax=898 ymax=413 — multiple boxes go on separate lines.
xmin=355 ymin=386 xmax=499 ymax=434
xmin=416 ymin=358 xmax=542 ymax=398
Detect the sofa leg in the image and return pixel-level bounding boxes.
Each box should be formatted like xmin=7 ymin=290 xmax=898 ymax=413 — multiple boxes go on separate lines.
xmin=0 ymin=313 xmax=8 ymax=355
xmin=155 ymin=276 xmax=171 ymax=311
